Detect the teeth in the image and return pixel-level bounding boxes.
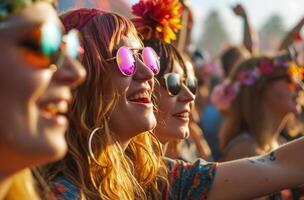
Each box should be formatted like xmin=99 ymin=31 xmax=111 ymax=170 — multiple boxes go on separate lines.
xmin=44 ymin=101 xmax=68 ymax=115
xmin=177 ymin=112 xmax=190 ymax=118
xmin=57 ymin=101 xmax=68 ymax=113
xmin=129 ymin=90 xmax=150 ymax=101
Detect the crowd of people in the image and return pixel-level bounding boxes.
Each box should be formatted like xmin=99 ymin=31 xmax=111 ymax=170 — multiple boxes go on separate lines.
xmin=0 ymin=0 xmax=304 ymax=199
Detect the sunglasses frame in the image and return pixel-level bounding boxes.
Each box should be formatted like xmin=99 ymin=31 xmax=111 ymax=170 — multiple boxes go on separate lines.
xmin=41 ymin=23 xmax=83 ymax=70
xmin=161 ymin=72 xmax=198 ymax=96
xmin=18 ymin=22 xmax=83 ymax=70
xmin=105 ymin=46 xmax=160 ymax=76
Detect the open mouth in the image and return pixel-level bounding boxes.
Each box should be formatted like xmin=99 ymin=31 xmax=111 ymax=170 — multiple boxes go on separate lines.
xmin=128 ymin=90 xmax=152 ymax=104
xmin=173 ymin=111 xmax=190 ymax=119
xmin=39 ymin=100 xmax=69 ymax=119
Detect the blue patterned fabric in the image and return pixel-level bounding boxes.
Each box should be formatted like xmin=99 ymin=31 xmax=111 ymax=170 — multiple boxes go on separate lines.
xmin=49 ymin=178 xmax=81 ymax=200
xmin=49 ymin=158 xmax=217 ymax=200
xmin=161 ymin=158 xmax=218 ymax=200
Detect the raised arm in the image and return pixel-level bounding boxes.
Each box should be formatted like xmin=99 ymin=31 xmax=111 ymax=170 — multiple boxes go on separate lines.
xmin=208 ymin=137 xmax=304 ymax=200
xmin=233 ymin=4 xmax=259 ymax=55
xmin=279 ymin=17 xmax=304 ymax=51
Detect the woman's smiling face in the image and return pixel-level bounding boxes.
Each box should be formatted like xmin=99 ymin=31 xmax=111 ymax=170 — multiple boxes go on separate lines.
xmin=154 ymin=60 xmax=196 ymax=143
xmin=105 ymin=34 xmax=157 ymax=142
xmin=0 ymin=2 xmax=86 ymax=169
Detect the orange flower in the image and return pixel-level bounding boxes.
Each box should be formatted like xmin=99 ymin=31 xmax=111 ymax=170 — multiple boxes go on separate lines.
xmin=132 ymin=0 xmax=182 ymax=43
xmin=288 ymin=61 xmax=304 ymax=82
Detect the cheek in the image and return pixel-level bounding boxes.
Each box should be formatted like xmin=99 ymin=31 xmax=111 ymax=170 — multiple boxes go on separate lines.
xmin=155 ymin=87 xmax=175 ymax=117
xmin=107 ymin=69 xmax=131 ymax=94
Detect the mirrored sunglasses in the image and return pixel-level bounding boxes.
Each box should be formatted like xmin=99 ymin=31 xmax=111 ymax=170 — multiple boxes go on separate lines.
xmin=20 ymin=22 xmax=83 ymax=70
xmin=161 ymin=72 xmax=198 ymax=96
xmin=106 ymin=46 xmax=160 ymax=76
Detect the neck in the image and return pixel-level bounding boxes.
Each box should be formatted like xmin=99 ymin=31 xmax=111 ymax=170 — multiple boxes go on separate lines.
xmin=119 ymin=139 xmax=131 ymax=151
xmin=264 ymin=110 xmax=289 ymax=142
xmin=162 ymin=142 xmax=168 ymax=154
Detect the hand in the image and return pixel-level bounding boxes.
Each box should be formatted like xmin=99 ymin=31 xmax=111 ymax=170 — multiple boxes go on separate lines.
xmin=232 ymin=4 xmax=246 ymax=18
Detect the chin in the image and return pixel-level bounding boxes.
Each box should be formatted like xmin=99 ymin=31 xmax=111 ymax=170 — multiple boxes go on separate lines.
xmin=140 ymin=115 xmax=157 ymax=132
xmin=38 ymin=136 xmax=68 ymax=164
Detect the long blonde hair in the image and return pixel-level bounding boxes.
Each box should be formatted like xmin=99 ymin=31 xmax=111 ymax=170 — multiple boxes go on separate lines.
xmin=45 ymin=11 xmax=165 ymax=199
xmin=220 ymin=54 xmax=290 ymax=152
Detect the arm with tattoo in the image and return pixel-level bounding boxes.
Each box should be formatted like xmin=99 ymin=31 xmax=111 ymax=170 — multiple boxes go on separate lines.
xmin=208 ymin=137 xmax=304 ymax=200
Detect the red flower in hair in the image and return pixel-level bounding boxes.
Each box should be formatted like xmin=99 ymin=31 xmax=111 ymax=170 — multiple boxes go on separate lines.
xmin=132 ymin=0 xmax=182 ymax=43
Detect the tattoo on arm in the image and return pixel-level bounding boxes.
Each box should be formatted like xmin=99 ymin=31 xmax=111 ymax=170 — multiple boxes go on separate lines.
xmin=247 ymin=151 xmax=276 ymax=164
xmin=269 ymin=151 xmax=276 ymax=161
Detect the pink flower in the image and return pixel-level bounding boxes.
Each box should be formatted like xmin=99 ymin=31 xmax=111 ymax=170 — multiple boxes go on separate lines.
xmin=210 ymin=80 xmax=236 ymax=112
xmin=260 ymin=59 xmax=274 ymax=74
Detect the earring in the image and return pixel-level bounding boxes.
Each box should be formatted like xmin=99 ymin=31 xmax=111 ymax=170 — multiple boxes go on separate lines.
xmin=88 ymin=127 xmax=103 ymax=165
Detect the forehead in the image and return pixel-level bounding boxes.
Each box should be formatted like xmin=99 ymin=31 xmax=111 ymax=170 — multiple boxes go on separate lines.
xmin=171 ymin=60 xmax=185 ymax=76
xmin=185 ymin=60 xmax=194 ymax=76
xmin=0 ymin=2 xmax=61 ymax=35
xmin=118 ymin=33 xmax=142 ymax=49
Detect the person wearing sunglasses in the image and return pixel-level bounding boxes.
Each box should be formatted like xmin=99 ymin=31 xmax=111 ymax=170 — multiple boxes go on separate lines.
xmin=132 ymin=0 xmax=304 ymax=199
xmin=0 ymin=1 xmax=86 ymax=200
xmin=43 ymin=8 xmax=165 ymax=199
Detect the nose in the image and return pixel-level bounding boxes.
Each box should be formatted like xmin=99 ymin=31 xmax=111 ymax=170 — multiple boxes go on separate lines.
xmin=52 ymin=56 xmax=86 ymax=88
xmin=133 ymin=56 xmax=154 ymax=81
xmin=178 ymin=84 xmax=195 ymax=103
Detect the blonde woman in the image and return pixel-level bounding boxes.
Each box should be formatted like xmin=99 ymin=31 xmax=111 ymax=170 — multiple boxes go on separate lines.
xmin=45 ymin=8 xmax=164 ymax=199
xmin=0 ymin=0 xmax=86 ymax=199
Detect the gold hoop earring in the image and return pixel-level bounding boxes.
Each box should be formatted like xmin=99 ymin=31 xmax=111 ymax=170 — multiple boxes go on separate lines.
xmin=88 ymin=127 xmax=103 ymax=165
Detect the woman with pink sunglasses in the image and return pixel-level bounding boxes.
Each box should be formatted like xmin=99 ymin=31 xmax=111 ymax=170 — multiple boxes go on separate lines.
xmin=0 ymin=0 xmax=86 ymax=199
xmin=44 ymin=8 xmax=164 ymax=199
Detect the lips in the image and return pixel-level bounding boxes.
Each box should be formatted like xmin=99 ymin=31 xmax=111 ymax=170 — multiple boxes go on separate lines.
xmin=38 ymin=98 xmax=71 ymax=119
xmin=128 ymin=89 xmax=152 ymax=104
xmin=173 ymin=110 xmax=190 ymax=120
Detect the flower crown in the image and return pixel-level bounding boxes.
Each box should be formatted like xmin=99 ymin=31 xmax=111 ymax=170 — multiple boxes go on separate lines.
xmin=131 ymin=0 xmax=183 ymax=44
xmin=211 ymin=53 xmax=304 ymax=112
xmin=0 ymin=0 xmax=56 ymax=21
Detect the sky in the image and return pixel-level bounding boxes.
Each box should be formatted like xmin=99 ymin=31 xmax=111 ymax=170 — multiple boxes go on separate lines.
xmin=129 ymin=0 xmax=304 ymax=44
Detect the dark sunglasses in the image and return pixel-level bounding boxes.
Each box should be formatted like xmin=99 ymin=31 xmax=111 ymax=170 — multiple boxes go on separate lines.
xmin=20 ymin=22 xmax=83 ymax=70
xmin=161 ymin=72 xmax=198 ymax=96
xmin=105 ymin=46 xmax=160 ymax=76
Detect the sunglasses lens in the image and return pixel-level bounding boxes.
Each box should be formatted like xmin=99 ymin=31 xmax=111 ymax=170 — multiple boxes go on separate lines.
xmin=41 ymin=22 xmax=62 ymax=56
xmin=21 ymin=50 xmax=51 ymax=69
xmin=116 ymin=46 xmax=136 ymax=76
xmin=187 ymin=76 xmax=198 ymax=95
xmin=65 ymin=29 xmax=81 ymax=59
xmin=166 ymin=73 xmax=181 ymax=96
xmin=142 ymin=47 xmax=160 ymax=74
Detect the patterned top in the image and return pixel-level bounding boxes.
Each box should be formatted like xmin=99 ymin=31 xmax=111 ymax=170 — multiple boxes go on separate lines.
xmin=49 ymin=158 xmax=218 ymax=200
xmin=162 ymin=158 xmax=217 ymax=200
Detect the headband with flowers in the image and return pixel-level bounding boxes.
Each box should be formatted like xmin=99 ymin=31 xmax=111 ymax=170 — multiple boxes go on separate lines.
xmin=131 ymin=0 xmax=183 ymax=44
xmin=211 ymin=52 xmax=304 ymax=112
xmin=0 ymin=0 xmax=56 ymax=21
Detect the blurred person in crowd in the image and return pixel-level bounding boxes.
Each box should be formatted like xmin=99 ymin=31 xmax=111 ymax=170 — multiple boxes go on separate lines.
xmin=200 ymin=3 xmax=254 ymax=160
xmin=0 ymin=0 xmax=86 ymax=199
xmin=215 ymin=52 xmax=302 ymax=199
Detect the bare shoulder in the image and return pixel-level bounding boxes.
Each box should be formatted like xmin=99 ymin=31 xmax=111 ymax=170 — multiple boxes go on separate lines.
xmin=222 ymin=135 xmax=260 ymax=161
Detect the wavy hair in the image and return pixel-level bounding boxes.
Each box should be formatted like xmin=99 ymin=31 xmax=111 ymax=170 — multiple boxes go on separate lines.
xmin=219 ymin=53 xmax=291 ymax=152
xmin=45 ymin=11 xmax=165 ymax=199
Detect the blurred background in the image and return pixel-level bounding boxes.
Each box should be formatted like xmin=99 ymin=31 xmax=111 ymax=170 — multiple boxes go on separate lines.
xmin=58 ymin=0 xmax=304 ymax=56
